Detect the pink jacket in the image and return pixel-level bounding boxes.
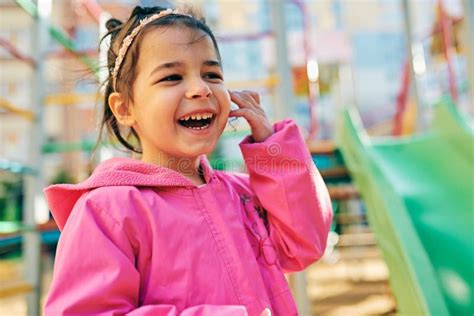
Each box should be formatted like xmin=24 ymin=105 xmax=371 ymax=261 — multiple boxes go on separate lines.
xmin=44 ymin=120 xmax=333 ymax=316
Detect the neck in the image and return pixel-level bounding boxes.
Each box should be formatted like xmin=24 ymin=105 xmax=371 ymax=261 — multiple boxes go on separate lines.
xmin=141 ymin=154 xmax=206 ymax=186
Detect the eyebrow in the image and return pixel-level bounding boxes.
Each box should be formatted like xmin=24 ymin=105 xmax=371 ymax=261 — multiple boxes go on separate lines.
xmin=149 ymin=60 xmax=221 ymax=78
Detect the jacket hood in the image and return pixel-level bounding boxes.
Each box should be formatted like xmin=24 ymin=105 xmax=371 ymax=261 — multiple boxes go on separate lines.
xmin=44 ymin=156 xmax=215 ymax=230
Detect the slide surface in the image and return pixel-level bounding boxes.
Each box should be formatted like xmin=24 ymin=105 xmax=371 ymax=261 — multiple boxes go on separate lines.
xmin=337 ymin=100 xmax=474 ymax=315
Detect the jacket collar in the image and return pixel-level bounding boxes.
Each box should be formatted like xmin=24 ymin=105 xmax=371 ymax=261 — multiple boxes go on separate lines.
xmin=44 ymin=155 xmax=216 ymax=230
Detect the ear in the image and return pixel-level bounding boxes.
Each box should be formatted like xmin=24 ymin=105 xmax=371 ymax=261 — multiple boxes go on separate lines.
xmin=108 ymin=92 xmax=135 ymax=126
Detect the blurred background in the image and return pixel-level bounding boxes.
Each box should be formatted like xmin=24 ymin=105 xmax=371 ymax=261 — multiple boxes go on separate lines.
xmin=0 ymin=0 xmax=473 ymax=315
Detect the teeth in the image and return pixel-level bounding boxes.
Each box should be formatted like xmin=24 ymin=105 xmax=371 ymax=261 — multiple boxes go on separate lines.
xmin=188 ymin=123 xmax=210 ymax=130
xmin=179 ymin=112 xmax=213 ymax=121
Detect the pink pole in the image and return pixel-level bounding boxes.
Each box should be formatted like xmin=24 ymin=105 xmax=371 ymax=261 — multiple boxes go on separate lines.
xmin=392 ymin=60 xmax=410 ymax=136
xmin=82 ymin=0 xmax=103 ymax=23
xmin=0 ymin=36 xmax=36 ymax=66
xmin=439 ymin=0 xmax=458 ymax=103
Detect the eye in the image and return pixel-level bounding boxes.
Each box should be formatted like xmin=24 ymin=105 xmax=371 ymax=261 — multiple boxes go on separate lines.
xmin=159 ymin=74 xmax=182 ymax=83
xmin=203 ymin=72 xmax=223 ymax=81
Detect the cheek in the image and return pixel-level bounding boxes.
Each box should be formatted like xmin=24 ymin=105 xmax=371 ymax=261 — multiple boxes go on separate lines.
xmin=216 ymin=88 xmax=231 ymax=115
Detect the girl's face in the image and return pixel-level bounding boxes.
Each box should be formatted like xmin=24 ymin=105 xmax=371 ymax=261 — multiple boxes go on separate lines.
xmin=128 ymin=26 xmax=231 ymax=166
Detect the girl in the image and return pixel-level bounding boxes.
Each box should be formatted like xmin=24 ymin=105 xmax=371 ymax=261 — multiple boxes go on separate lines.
xmin=44 ymin=5 xmax=332 ymax=316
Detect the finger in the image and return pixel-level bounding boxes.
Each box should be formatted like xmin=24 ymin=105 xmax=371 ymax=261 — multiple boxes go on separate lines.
xmin=242 ymin=90 xmax=260 ymax=104
xmin=230 ymin=93 xmax=268 ymax=119
xmin=237 ymin=91 xmax=258 ymax=106
xmin=228 ymin=108 xmax=259 ymax=124
xmin=229 ymin=91 xmax=256 ymax=109
xmin=228 ymin=108 xmax=252 ymax=118
xmin=234 ymin=95 xmax=263 ymax=116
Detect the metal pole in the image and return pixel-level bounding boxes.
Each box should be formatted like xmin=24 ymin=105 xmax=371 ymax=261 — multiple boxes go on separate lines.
xmin=23 ymin=0 xmax=49 ymax=314
xmin=269 ymin=2 xmax=308 ymax=314
xmin=290 ymin=0 xmax=319 ymax=140
xmin=463 ymin=0 xmax=474 ymax=109
xmin=269 ymin=0 xmax=295 ymax=120
xmin=401 ymin=0 xmax=423 ymax=130
xmin=96 ymin=11 xmax=112 ymax=163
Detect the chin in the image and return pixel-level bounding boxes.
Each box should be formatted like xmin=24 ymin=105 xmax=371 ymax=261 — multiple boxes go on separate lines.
xmin=184 ymin=145 xmax=215 ymax=158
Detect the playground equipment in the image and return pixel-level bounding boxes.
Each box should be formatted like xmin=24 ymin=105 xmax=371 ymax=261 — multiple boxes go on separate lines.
xmin=395 ymin=0 xmax=465 ymax=136
xmin=337 ymin=99 xmax=473 ymax=315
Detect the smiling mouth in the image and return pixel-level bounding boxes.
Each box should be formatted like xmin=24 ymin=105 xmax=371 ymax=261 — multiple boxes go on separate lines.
xmin=177 ymin=113 xmax=215 ymax=130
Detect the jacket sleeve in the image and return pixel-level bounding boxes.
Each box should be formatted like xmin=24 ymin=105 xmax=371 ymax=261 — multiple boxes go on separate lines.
xmin=239 ymin=119 xmax=333 ymax=273
xmin=45 ymin=196 xmax=248 ymax=316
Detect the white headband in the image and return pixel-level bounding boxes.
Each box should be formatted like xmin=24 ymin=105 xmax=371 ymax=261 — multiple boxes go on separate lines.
xmin=111 ymin=8 xmax=191 ymax=91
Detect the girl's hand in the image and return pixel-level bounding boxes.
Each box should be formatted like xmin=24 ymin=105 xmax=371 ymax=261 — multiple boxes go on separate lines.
xmin=260 ymin=307 xmax=272 ymax=316
xmin=229 ymin=90 xmax=273 ymax=142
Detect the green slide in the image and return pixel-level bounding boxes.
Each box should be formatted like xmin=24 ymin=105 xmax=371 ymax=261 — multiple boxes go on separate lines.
xmin=337 ymin=100 xmax=474 ymax=315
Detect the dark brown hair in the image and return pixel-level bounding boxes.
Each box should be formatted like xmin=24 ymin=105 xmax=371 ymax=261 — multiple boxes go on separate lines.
xmin=96 ymin=5 xmax=221 ymax=154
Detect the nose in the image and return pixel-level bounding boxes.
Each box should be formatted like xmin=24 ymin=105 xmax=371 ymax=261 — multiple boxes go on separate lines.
xmin=185 ymin=78 xmax=212 ymax=99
